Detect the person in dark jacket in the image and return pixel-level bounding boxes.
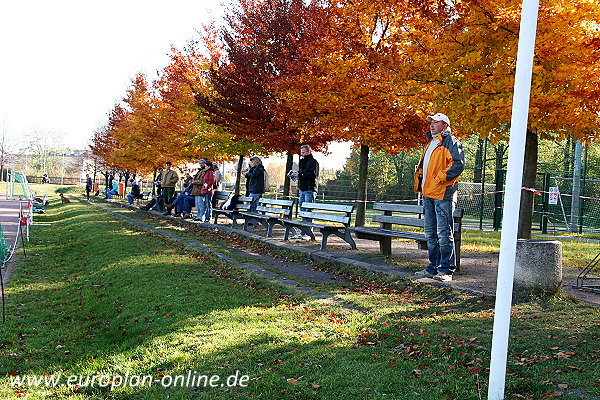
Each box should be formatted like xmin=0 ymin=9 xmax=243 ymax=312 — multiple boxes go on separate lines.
xmin=242 ymin=156 xmax=265 ymax=214
xmin=85 ymin=174 xmax=93 ymax=200
xmin=290 ymin=145 xmax=319 ymax=239
xmin=126 ymin=180 xmax=142 ymax=205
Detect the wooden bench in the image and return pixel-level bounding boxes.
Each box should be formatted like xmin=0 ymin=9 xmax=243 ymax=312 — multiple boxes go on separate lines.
xmin=212 ymin=190 xmax=231 ymax=209
xmin=212 ymin=194 xmax=253 ymax=228
xmin=240 ymin=198 xmax=295 ymax=237
xmin=350 ymin=203 xmax=463 ymax=269
xmin=279 ymin=202 xmax=356 ymax=251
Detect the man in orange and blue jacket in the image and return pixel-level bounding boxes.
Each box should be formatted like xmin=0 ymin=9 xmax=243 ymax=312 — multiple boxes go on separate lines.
xmin=414 ymin=113 xmax=465 ymax=282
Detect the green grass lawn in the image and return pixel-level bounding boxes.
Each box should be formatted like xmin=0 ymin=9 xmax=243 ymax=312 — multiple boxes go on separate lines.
xmin=0 ymin=190 xmax=598 ymax=399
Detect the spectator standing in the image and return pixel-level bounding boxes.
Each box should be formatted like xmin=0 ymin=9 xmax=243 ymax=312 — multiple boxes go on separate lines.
xmin=161 ymin=161 xmax=179 ymax=215
xmin=413 ymin=113 xmax=465 ymax=282
xmin=212 ymin=163 xmax=222 ymax=191
xmin=242 ymin=156 xmax=265 ymax=214
xmin=85 ymin=174 xmax=93 ymax=200
xmin=199 ymin=161 xmax=215 ymax=222
xmin=290 ymin=145 xmax=319 ymax=239
xmin=153 ymin=168 xmax=164 ymax=212
xmin=191 ymin=159 xmax=207 ymax=221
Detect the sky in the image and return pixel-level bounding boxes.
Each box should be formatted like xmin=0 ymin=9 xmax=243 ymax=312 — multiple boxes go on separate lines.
xmin=0 ymin=0 xmax=351 ymax=169
xmin=0 ymin=0 xmax=224 ymax=150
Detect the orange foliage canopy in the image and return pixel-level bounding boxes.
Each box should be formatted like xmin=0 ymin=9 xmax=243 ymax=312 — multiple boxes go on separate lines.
xmin=277 ymin=0 xmax=600 ymax=151
xmin=196 ymin=0 xmax=334 ymax=155
xmin=393 ymin=0 xmax=600 ymax=143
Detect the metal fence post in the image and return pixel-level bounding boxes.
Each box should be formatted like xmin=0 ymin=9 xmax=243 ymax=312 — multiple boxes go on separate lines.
xmin=493 ymin=169 xmax=505 ymax=230
xmin=541 ymin=172 xmax=550 ymax=234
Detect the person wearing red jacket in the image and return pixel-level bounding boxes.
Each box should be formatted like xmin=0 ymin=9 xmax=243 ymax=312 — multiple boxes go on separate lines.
xmin=197 ymin=161 xmax=215 ymax=222
xmin=414 ymin=113 xmax=465 ymax=282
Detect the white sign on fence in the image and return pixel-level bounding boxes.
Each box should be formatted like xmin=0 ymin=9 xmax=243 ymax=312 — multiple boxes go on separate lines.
xmin=549 ymin=186 xmax=559 ymax=205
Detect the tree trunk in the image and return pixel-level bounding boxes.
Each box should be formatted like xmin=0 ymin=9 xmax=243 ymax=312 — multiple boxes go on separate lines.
xmin=283 ymin=151 xmax=293 ymax=198
xmin=123 ymin=171 xmax=130 ymax=191
xmin=235 ymin=155 xmax=244 ymax=194
xmin=152 ymin=168 xmax=158 ymax=195
xmin=517 ymin=129 xmax=538 ymax=239
xmin=355 ymin=144 xmax=369 ymax=227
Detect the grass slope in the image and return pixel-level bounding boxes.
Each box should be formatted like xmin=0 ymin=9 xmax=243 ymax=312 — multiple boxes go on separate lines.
xmin=0 ymin=192 xmax=598 ymax=399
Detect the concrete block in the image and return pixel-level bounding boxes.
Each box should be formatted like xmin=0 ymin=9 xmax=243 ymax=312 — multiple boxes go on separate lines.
xmin=514 ymin=239 xmax=562 ymax=291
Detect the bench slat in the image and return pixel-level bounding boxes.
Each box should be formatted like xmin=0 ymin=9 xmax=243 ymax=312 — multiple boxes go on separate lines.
xmin=373 ymin=203 xmax=423 ymax=213
xmin=299 ymin=211 xmax=350 ymax=225
xmin=257 ymin=206 xmax=292 ymax=217
xmin=351 ymin=226 xmax=426 ymax=240
xmin=301 ymin=202 xmax=354 ymax=213
xmin=259 ymin=198 xmax=294 ymax=207
xmin=373 ymin=215 xmax=425 ymax=228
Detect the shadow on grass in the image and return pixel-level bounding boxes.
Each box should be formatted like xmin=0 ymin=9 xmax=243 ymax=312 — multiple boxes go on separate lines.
xmin=2 ymin=200 xmax=597 ymax=400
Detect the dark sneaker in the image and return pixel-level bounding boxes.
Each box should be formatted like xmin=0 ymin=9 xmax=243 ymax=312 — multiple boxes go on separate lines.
xmin=433 ymin=273 xmax=452 ymax=282
xmin=414 ymin=269 xmax=435 ymax=278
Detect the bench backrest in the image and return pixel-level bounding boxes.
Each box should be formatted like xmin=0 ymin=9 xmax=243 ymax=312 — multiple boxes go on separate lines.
xmin=231 ymin=195 xmax=253 ymax=211
xmin=213 ymin=191 xmax=231 ymax=202
xmin=372 ymin=202 xmax=463 ymax=233
xmin=256 ymin=198 xmax=295 ymax=218
xmin=298 ymin=202 xmax=354 ymax=226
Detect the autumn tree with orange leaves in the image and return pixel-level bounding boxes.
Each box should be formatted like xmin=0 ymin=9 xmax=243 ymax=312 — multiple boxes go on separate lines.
xmin=158 ymin=47 xmax=257 ymax=164
xmin=391 ymin=0 xmax=600 ymax=238
xmin=195 ymin=0 xmax=334 ymax=195
xmin=276 ymin=0 xmax=428 ymax=224
xmin=277 ymin=0 xmax=600 ymax=233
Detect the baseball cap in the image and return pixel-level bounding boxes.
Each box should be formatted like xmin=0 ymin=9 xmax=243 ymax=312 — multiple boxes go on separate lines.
xmin=199 ymin=159 xmax=206 ymax=163
xmin=427 ymin=113 xmax=451 ymax=126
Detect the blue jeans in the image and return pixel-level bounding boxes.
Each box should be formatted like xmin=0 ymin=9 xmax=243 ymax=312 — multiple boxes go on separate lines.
xmin=299 ymin=190 xmax=315 ymax=222
xmin=171 ymin=194 xmax=193 ymax=213
xmin=422 ymin=196 xmax=456 ymax=275
xmin=249 ymin=193 xmax=261 ymax=213
xmin=202 ymin=193 xmax=213 ymax=221
xmin=195 ymin=195 xmax=204 ymax=220
xmin=126 ymin=194 xmax=135 ymax=205
xmin=181 ymin=196 xmax=195 ymax=214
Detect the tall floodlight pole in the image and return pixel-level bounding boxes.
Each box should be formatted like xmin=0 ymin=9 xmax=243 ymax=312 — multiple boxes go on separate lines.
xmin=487 ymin=0 xmax=540 ymax=399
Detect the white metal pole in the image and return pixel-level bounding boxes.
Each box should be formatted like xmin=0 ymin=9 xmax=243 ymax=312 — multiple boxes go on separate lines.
xmin=487 ymin=0 xmax=540 ymax=399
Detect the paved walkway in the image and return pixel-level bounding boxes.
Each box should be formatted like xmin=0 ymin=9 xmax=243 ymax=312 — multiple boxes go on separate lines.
xmin=132 ymin=204 xmax=598 ymax=307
